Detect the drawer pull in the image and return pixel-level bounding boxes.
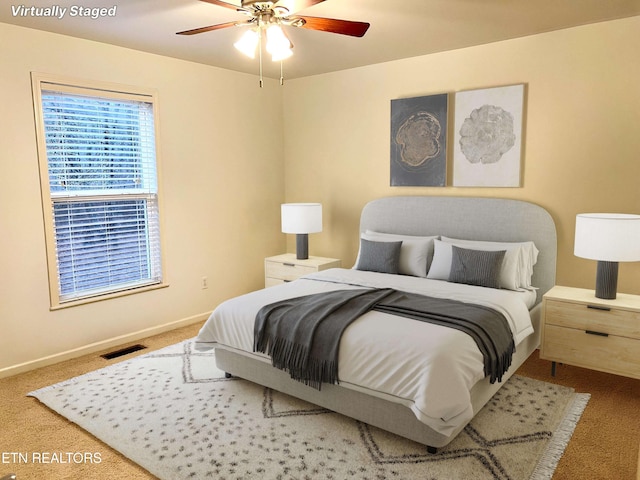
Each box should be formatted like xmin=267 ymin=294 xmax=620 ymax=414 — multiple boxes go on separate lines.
xmin=282 ymin=263 xmax=296 ymax=267
xmin=283 ymin=280 xmax=291 ymax=283
xmin=587 ymin=305 xmax=611 ymax=312
xmin=585 ymin=330 xmax=609 ymax=337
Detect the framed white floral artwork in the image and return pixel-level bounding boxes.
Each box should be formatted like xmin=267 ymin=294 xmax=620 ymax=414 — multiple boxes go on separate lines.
xmin=453 ymin=84 xmax=525 ymax=187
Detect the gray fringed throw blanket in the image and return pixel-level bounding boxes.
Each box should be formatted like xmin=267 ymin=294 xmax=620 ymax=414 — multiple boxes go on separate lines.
xmin=254 ymin=288 xmax=515 ymax=390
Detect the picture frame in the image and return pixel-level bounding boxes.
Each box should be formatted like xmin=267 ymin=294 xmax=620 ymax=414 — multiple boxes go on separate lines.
xmin=453 ymin=84 xmax=525 ymax=187
xmin=390 ymin=93 xmax=448 ymax=187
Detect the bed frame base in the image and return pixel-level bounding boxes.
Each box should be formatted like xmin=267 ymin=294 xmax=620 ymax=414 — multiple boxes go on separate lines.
xmin=228 ymin=366 xmax=438 ymax=455
xmin=215 ymin=347 xmax=449 ymax=448
xmin=215 ymin=320 xmax=539 ymax=450
xmin=223 ymin=368 xmax=440 ymax=451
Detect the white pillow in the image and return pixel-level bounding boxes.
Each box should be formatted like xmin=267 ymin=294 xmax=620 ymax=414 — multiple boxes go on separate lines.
xmin=426 ymin=239 xmax=455 ymax=281
xmin=427 ymin=240 xmax=519 ymax=290
xmin=428 ymin=238 xmax=519 ymax=290
xmin=440 ymin=236 xmax=539 ymax=290
xmin=353 ymin=231 xmax=438 ymax=277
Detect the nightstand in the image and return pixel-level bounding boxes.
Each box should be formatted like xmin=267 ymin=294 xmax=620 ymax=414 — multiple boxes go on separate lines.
xmin=264 ymin=253 xmax=341 ymax=287
xmin=540 ymin=285 xmax=640 ymax=379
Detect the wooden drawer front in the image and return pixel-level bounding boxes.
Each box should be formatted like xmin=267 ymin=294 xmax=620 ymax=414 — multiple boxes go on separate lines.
xmin=543 ymin=324 xmax=640 ymax=379
xmin=265 ymin=261 xmax=315 ymax=281
xmin=545 ymin=300 xmax=640 ymax=340
xmin=265 ymin=277 xmax=286 ymax=287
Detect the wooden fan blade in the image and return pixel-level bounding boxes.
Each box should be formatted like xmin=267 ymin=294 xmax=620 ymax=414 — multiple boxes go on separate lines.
xmin=274 ymin=0 xmax=325 ymax=15
xmin=177 ymin=21 xmax=238 ymax=35
xmin=297 ymin=16 xmax=370 ymax=37
xmin=199 ymin=0 xmax=245 ymax=11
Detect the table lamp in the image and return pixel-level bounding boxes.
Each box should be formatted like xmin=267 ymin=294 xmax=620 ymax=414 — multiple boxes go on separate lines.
xmin=281 ymin=203 xmax=322 ymax=260
xmin=574 ymin=213 xmax=640 ymax=299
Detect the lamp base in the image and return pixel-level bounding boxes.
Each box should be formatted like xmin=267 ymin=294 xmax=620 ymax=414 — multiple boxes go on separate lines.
xmin=295 ymin=234 xmax=309 ymax=260
xmin=595 ymin=260 xmax=618 ymax=299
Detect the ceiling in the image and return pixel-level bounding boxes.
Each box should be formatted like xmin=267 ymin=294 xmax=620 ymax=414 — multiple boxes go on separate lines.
xmin=2 ymin=0 xmax=639 ymax=80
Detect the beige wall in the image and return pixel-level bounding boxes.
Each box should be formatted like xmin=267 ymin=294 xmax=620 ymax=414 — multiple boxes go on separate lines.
xmin=0 ymin=23 xmax=285 ymax=375
xmin=2 ymin=16 xmax=639 ymax=375
xmin=282 ymin=16 xmax=640 ymax=295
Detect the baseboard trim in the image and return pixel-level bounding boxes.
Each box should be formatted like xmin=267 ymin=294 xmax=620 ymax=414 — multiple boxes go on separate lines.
xmin=0 ymin=312 xmax=210 ymax=379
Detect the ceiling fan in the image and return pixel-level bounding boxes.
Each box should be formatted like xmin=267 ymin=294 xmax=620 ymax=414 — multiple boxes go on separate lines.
xmin=177 ymin=0 xmax=370 ymax=85
xmin=177 ymin=0 xmax=370 ymax=38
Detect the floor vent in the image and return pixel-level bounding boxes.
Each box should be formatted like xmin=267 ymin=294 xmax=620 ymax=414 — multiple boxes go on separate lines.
xmin=101 ymin=344 xmax=147 ymax=360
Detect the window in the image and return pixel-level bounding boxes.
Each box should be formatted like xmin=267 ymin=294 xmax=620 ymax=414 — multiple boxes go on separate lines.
xmin=32 ymin=74 xmax=165 ymax=308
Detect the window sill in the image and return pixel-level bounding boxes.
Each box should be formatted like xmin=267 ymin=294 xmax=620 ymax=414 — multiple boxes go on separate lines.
xmin=50 ymin=282 xmax=169 ymax=310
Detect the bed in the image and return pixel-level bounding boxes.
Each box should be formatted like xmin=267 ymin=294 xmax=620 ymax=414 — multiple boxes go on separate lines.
xmin=196 ymin=196 xmax=557 ymax=451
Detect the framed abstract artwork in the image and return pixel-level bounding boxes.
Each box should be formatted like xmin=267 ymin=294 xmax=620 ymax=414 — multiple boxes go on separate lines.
xmin=390 ymin=93 xmax=448 ymax=186
xmin=453 ymin=84 xmax=525 ymax=187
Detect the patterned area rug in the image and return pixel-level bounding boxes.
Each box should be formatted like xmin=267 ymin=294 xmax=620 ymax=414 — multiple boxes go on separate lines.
xmin=29 ymin=340 xmax=589 ymax=480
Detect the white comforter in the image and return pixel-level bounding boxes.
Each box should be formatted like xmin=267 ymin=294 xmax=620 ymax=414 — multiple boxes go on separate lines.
xmin=196 ymin=268 xmax=534 ymax=436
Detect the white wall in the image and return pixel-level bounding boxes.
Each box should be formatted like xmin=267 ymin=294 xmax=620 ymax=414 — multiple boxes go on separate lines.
xmin=0 ymin=23 xmax=286 ymax=375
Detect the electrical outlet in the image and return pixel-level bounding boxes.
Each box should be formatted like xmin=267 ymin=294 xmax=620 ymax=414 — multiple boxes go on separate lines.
xmin=201 ymin=276 xmax=208 ymax=289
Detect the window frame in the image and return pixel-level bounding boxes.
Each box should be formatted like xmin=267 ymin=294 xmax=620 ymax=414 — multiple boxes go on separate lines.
xmin=31 ymin=73 xmax=168 ymax=309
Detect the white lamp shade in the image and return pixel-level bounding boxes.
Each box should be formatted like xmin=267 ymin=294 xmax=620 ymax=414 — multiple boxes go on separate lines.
xmin=281 ymin=203 xmax=322 ymax=234
xmin=266 ymin=25 xmax=292 ymax=60
xmin=234 ymin=29 xmax=259 ymax=58
xmin=574 ymin=213 xmax=640 ymax=262
xmin=271 ymin=46 xmax=293 ymax=62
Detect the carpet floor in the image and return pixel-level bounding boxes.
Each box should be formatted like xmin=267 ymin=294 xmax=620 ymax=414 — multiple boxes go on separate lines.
xmin=26 ymin=339 xmax=589 ymax=480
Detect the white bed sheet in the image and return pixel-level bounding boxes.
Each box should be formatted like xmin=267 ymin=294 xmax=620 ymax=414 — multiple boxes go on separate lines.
xmin=196 ymin=268 xmax=534 ymax=437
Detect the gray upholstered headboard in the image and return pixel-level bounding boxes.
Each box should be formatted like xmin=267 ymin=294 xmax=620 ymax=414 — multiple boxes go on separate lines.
xmin=360 ymin=196 xmax=557 ymax=305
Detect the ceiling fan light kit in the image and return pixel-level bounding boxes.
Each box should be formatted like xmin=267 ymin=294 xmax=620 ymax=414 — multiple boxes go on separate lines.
xmin=178 ymin=0 xmax=370 ymax=87
xmin=233 ymin=28 xmax=260 ymax=58
xmin=265 ymin=24 xmax=293 ymax=60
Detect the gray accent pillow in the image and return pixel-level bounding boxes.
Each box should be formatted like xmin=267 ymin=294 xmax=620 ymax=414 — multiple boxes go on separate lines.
xmin=355 ymin=239 xmax=403 ymax=274
xmin=449 ymin=245 xmax=506 ymax=289
xmin=362 ymin=231 xmax=438 ymax=277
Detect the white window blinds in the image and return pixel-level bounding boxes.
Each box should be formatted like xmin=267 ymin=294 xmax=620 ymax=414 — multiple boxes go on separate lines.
xmin=34 ymin=78 xmax=163 ymax=305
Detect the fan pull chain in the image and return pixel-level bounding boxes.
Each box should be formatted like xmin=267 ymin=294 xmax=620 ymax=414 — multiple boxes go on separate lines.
xmin=280 ymin=61 xmax=284 ymax=86
xmin=258 ymin=29 xmax=264 ymax=88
